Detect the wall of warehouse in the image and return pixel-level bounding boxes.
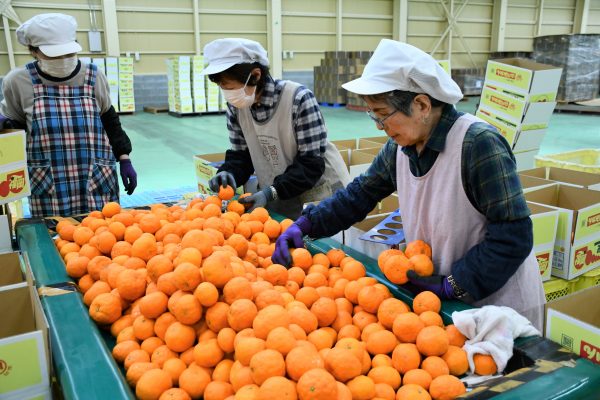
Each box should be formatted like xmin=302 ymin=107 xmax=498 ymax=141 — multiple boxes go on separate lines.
xmin=1 ymin=0 xmax=599 ymax=108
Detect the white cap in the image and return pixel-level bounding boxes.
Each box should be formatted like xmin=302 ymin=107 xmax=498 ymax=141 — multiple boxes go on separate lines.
xmin=17 ymin=13 xmax=82 ymax=57
xmin=201 ymin=38 xmax=269 ymax=75
xmin=342 ymin=39 xmax=463 ymax=104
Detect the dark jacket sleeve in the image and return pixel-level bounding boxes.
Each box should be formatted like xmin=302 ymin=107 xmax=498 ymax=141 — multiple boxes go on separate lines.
xmin=272 ymin=154 xmax=325 ymax=200
xmin=101 ymin=105 xmax=132 ymax=158
xmin=218 ymin=148 xmax=254 ymax=188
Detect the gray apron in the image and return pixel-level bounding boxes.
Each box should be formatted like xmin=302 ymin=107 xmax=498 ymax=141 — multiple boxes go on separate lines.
xmin=237 ymin=81 xmax=350 ymax=218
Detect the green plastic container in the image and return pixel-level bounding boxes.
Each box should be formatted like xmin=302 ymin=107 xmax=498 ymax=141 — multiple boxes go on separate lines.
xmin=543 ymin=277 xmax=571 ymax=302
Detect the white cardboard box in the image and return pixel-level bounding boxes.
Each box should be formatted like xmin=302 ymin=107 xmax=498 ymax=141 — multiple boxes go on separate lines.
xmin=529 ymin=202 xmax=560 ymax=281
xmin=525 ymin=184 xmax=600 ymax=280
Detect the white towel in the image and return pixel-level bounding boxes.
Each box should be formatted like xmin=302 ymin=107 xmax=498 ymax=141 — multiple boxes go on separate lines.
xmin=452 ymin=305 xmax=540 ymax=376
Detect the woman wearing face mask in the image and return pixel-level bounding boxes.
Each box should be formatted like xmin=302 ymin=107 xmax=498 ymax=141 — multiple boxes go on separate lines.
xmin=0 ymin=13 xmax=137 ymax=218
xmin=203 ymin=38 xmax=350 ymax=219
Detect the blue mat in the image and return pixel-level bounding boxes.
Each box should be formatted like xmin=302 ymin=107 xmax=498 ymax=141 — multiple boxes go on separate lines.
xmin=21 ymin=185 xmax=198 ymax=217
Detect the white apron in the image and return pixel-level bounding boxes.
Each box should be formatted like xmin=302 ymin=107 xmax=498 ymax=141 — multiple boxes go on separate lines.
xmin=395 ymin=113 xmax=546 ymax=331
xmin=238 ymin=81 xmax=350 ymax=218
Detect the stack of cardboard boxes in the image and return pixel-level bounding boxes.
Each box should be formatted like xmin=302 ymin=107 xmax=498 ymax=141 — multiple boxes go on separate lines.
xmin=166 ymin=56 xmax=194 ymax=114
xmin=475 ymin=58 xmax=562 ymax=171
xmin=192 ymin=56 xmax=207 ymax=113
xmin=533 ymin=34 xmax=600 ymax=102
xmin=314 ymin=51 xmax=373 ymax=105
xmin=81 ymin=57 xmax=135 ymax=113
xmin=0 ymin=252 xmax=50 ymax=399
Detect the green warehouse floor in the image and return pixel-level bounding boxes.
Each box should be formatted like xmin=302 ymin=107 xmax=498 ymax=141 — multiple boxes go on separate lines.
xmin=118 ymin=98 xmax=600 ymax=196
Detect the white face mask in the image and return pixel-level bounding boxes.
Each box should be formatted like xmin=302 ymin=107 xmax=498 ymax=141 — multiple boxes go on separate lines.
xmin=37 ymin=56 xmax=78 ymax=78
xmin=222 ymin=73 xmax=256 ymax=109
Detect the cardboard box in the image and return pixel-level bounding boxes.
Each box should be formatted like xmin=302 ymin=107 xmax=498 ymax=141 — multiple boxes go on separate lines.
xmin=545 ymin=285 xmax=600 ymax=364
xmin=358 ymin=137 xmax=385 ymax=149
xmin=0 ymin=206 xmax=12 ymax=253
xmin=484 ymin=58 xmax=562 ymax=101
xmin=193 ymin=153 xmax=244 ymax=195
xmin=525 ymin=184 xmax=600 ymax=279
xmin=519 ymin=175 xmax=557 ymax=193
xmin=529 ymin=202 xmax=560 ymax=281
xmin=0 ymin=284 xmax=50 ymax=399
xmin=514 ymin=149 xmax=540 ymax=171
xmin=479 ymin=86 xmax=556 ymax=129
xmin=349 ymin=147 xmax=380 ymax=178
xmin=0 ymin=251 xmax=28 ymax=290
xmin=0 ymin=130 xmax=30 ymax=206
xmin=521 ymin=167 xmax=600 ymax=190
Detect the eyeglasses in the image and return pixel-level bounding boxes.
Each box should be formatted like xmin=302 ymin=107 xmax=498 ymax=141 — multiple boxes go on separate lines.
xmin=366 ymin=109 xmax=398 ymax=129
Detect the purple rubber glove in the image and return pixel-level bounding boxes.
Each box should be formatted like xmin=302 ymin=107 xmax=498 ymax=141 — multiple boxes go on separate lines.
xmin=405 ymin=270 xmax=456 ymax=299
xmin=272 ymin=216 xmax=312 ymax=266
xmin=119 ymin=159 xmax=137 ymax=195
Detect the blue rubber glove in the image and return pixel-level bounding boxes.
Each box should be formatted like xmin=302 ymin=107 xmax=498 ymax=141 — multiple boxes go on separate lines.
xmin=119 ymin=159 xmax=137 ymax=195
xmin=405 ymin=270 xmax=457 ymax=300
xmin=238 ymin=187 xmax=271 ymax=212
xmin=208 ymin=171 xmax=236 ymax=193
xmin=272 ymin=216 xmax=312 ymax=266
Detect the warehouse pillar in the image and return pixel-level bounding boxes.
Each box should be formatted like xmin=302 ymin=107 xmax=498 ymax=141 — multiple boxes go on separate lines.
xmin=393 ymin=0 xmax=408 ymax=42
xmin=336 ymin=0 xmax=343 ymax=50
xmin=267 ymin=0 xmax=283 ymax=79
xmin=574 ymin=0 xmax=590 ymax=33
xmin=101 ymin=0 xmax=120 ymax=56
xmin=536 ymin=0 xmax=545 ymax=36
xmin=490 ymin=0 xmax=507 ymax=52
xmin=193 ymin=0 xmax=201 ymax=54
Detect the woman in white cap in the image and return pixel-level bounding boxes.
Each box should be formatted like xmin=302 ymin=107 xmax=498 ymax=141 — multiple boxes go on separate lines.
xmin=273 ymin=39 xmax=545 ymax=330
xmin=0 ymin=13 xmax=137 ymax=217
xmin=202 ymin=38 xmax=350 ymax=219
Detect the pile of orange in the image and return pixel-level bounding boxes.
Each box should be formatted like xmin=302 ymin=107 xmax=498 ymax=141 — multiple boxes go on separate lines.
xmin=53 ymin=191 xmax=491 ymax=400
xmin=377 ymin=242 xmax=435 ymax=285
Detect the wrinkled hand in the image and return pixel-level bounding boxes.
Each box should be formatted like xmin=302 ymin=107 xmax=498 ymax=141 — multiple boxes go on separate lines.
xmin=272 ymin=216 xmax=312 ymax=266
xmin=405 ymin=270 xmax=456 ymax=299
xmin=208 ymin=171 xmax=236 ymax=193
xmin=119 ymin=159 xmax=137 ymax=195
xmin=238 ymin=189 xmax=268 ymax=212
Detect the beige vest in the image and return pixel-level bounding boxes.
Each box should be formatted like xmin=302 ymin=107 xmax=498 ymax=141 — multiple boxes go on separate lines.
xmin=396 ymin=113 xmax=545 ymax=330
xmin=238 ymin=81 xmax=350 ymax=218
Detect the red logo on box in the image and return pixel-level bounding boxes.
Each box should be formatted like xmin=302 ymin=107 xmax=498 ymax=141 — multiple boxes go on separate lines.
xmin=536 ymin=253 xmax=550 ymax=275
xmin=8 ymin=170 xmax=26 ymax=193
xmin=574 ymin=242 xmax=600 ymax=270
xmin=0 ymin=359 xmax=11 ymax=376
xmin=495 ymin=68 xmax=516 ymax=80
xmin=580 ymin=340 xmax=600 ymax=365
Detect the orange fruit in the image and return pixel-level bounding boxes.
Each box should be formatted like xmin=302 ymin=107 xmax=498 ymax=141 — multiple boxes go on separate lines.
xmin=181 ymin=229 xmax=214 ymax=258
xmin=164 ymin=322 xmax=196 ymax=353
xmin=419 ymin=311 xmax=444 ymax=328
xmin=66 ymin=256 xmax=90 ymax=279
xmin=202 ymin=251 xmax=234 ymax=289
xmin=249 ymin=349 xmax=286 ymax=385
xmin=257 ymin=376 xmax=297 ymax=400
xmin=395 ymin=383 xmax=432 ymax=400
xmin=445 ymin=324 xmax=467 ymax=347
xmin=135 ymin=368 xmax=173 ymax=400
xmin=203 ymin=381 xmax=234 ymax=400
xmin=310 ymin=297 xmax=337 ymax=327
xmin=218 ymin=185 xmax=235 ymax=200
xmin=357 ymin=285 xmax=385 ymax=314
xmin=89 ymin=292 xmax=122 ymax=324
xmin=73 ymin=226 xmax=94 ymax=246
xmin=441 ymin=346 xmax=469 ymax=376
xmin=366 ymin=329 xmax=397 ymax=355
xmin=227 ymin=299 xmax=258 ymax=332
xmin=194 ymin=282 xmax=219 ymax=307
xmin=377 ymin=298 xmax=410 ymax=329
xmin=223 ymin=276 xmax=254 ymax=304
xmin=291 ymin=248 xmax=312 ymax=270
xmin=172 ymin=262 xmax=202 ymax=292
xmin=285 ymin=346 xmax=324 ymax=381
xmin=296 ymin=368 xmax=337 ymax=400
xmin=391 ymin=343 xmax=421 ymax=374
xmin=382 ymin=254 xmax=413 ymax=284
xmin=377 ymin=249 xmax=404 ymax=271
xmin=124 ymin=349 xmax=150 ymax=371
xmin=473 ymin=353 xmax=497 ymax=375
xmin=194 ymin=338 xmax=224 ymax=368
xmin=346 ymin=375 xmax=376 ymax=400
xmin=327 ymin=249 xmax=346 ymax=267
xmin=265 ymin=327 xmax=296 ymax=356
xmin=126 ymin=362 xmax=158 ymax=387
xmin=158 ymin=388 xmax=190 ymax=400
xmin=147 ymin=255 xmax=174 ymax=282
xmin=367 ymin=366 xmax=401 ymax=390
xmin=235 ymin=337 xmax=266 ymax=366
xmin=178 ymin=366 xmax=211 ymax=399
xmin=117 ymin=269 xmax=146 ymax=301
xmin=402 ymin=368 xmax=432 ymax=390
xmin=416 ymin=326 xmax=449 ymax=357
xmin=392 ymin=312 xmax=425 ymax=343
xmin=404 ymin=240 xmax=432 ymax=259
xmin=83 ymin=280 xmax=111 ymax=306
xmin=252 ymin=305 xmax=290 ymax=340
xmin=171 ymin=294 xmax=203 ymax=325
xmin=429 ymin=375 xmax=466 ymax=400
xmin=421 ymin=356 xmax=450 ymax=379
xmin=205 ymin=302 xmax=230 ymax=333
xmin=102 ymin=201 xmax=121 ymax=217
xmin=324 ymin=347 xmax=362 ymax=382
xmin=412 ymin=291 xmax=441 ymax=315
xmin=410 ymin=254 xmax=434 ymax=277
xmin=139 ymin=292 xmax=169 ymax=319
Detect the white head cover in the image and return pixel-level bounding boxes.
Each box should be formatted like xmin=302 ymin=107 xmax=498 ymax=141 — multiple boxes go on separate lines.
xmin=16 ymin=13 xmax=82 ymax=57
xmin=342 ymin=39 xmax=463 ymax=104
xmin=201 ymin=38 xmax=269 ymax=76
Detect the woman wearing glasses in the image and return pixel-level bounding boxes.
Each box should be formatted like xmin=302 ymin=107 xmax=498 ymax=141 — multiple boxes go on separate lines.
xmin=201 ymin=38 xmax=350 ymax=219
xmin=273 ymin=39 xmax=545 ymax=331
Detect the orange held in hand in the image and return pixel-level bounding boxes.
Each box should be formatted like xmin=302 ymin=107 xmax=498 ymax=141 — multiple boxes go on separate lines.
xmin=218 ymin=185 xmax=235 ymax=200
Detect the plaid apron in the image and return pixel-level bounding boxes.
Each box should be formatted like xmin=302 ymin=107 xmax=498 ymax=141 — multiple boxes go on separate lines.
xmin=26 ymin=62 xmax=118 ymax=218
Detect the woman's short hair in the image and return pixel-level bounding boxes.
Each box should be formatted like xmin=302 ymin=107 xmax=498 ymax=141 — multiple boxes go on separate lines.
xmin=208 ymin=62 xmax=270 ymax=94
xmin=362 ymin=90 xmax=445 ymax=116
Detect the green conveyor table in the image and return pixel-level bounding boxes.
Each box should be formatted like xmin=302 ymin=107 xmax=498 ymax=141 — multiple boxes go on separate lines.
xmin=15 ymin=218 xmax=600 ymax=400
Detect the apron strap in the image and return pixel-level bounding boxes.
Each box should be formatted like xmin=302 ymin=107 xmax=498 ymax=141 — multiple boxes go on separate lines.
xmin=84 ymin=62 xmax=97 ymax=87
xmin=25 ymin=62 xmax=43 ymax=85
